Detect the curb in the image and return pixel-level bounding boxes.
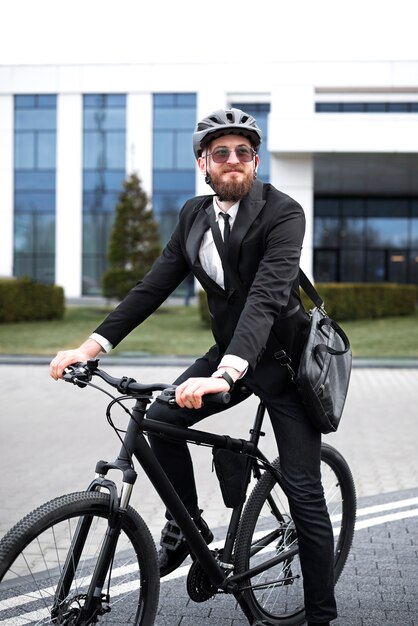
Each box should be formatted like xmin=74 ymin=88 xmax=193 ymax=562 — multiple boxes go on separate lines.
xmin=0 ymin=355 xmax=417 ymax=368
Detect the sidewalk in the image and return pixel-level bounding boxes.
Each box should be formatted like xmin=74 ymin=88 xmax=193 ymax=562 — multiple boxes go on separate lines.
xmin=1 ymin=363 xmax=418 ymax=625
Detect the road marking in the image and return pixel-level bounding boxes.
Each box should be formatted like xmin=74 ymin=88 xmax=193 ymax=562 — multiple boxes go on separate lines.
xmin=1 ymin=496 xmax=417 ymax=620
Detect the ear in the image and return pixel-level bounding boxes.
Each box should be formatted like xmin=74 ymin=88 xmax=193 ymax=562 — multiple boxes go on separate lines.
xmin=254 ymin=154 xmax=260 ymax=171
xmin=197 ymin=156 xmax=207 ymax=176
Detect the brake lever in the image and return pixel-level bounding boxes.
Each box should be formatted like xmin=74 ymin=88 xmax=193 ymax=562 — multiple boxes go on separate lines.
xmin=63 ymin=362 xmax=91 ymax=388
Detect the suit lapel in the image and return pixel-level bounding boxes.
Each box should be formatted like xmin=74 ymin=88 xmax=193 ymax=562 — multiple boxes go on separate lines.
xmin=185 ymin=196 xmax=213 ymax=265
xmin=229 ymin=179 xmax=266 ymax=269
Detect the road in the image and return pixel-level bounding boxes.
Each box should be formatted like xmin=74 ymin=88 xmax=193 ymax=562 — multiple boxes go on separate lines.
xmin=1 ymin=361 xmax=417 ymax=625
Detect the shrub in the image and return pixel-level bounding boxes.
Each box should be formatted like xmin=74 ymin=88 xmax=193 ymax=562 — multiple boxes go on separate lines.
xmin=198 ymin=283 xmax=418 ymax=327
xmin=300 ymin=283 xmax=418 ymax=321
xmin=0 ymin=277 xmax=65 ymax=323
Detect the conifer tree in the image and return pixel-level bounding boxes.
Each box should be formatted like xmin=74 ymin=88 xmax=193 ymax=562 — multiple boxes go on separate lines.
xmin=102 ymin=173 xmax=161 ymax=300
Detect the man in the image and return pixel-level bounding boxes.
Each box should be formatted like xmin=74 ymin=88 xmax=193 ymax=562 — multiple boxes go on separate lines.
xmin=50 ymin=108 xmax=336 ymax=625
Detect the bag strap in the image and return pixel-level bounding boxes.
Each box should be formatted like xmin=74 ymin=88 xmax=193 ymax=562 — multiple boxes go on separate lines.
xmin=209 ymin=207 xmax=342 ymax=376
xmin=209 ymin=207 xmax=322 ymax=309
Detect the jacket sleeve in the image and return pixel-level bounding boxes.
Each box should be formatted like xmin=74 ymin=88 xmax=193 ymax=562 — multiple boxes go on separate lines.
xmin=93 ymin=223 xmax=190 ymax=348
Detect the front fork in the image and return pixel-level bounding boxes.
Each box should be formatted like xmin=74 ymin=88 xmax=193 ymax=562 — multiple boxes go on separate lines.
xmin=53 ymin=400 xmax=147 ymax=622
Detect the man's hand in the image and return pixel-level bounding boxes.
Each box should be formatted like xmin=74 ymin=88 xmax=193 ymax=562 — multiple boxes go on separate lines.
xmin=175 ymin=377 xmax=231 ymax=410
xmin=49 ymin=339 xmax=103 ymax=381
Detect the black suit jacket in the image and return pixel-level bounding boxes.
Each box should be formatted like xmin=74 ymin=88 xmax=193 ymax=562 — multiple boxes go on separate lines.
xmin=94 ymin=180 xmax=310 ymax=394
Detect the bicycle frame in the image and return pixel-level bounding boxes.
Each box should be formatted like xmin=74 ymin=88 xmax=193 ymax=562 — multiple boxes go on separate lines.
xmin=57 ymin=362 xmax=291 ymax=624
xmin=79 ymin=392 xmax=289 ymax=623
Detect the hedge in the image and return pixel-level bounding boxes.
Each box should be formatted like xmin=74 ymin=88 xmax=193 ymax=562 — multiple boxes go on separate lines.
xmin=198 ymin=283 xmax=418 ymax=326
xmin=0 ymin=277 xmax=65 ymax=323
xmin=300 ymin=283 xmax=418 ymax=321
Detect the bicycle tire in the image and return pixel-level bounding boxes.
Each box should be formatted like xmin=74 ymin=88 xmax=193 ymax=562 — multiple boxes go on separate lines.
xmin=234 ymin=443 xmax=356 ymax=626
xmin=0 ymin=491 xmax=160 ymax=625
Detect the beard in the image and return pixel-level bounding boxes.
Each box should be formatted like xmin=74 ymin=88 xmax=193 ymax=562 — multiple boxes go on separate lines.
xmin=209 ymin=166 xmax=255 ymax=202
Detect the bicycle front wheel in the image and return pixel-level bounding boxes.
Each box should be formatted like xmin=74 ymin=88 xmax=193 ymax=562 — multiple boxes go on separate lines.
xmin=0 ymin=491 xmax=160 ymax=625
xmin=234 ymin=443 xmax=356 ymax=626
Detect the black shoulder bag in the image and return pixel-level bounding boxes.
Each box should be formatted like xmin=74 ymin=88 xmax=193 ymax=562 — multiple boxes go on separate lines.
xmin=210 ymin=213 xmax=352 ymax=434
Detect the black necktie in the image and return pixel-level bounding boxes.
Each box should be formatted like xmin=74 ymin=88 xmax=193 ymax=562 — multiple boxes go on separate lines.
xmin=219 ymin=212 xmax=231 ymax=247
xmin=219 ymin=212 xmax=231 ymax=291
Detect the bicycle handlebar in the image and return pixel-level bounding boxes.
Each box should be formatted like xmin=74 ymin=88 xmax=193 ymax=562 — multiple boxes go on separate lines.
xmin=63 ymin=359 xmax=231 ymax=405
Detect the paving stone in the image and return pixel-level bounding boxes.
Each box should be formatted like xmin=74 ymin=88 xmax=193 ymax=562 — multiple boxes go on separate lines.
xmin=1 ymin=364 xmax=418 ymax=624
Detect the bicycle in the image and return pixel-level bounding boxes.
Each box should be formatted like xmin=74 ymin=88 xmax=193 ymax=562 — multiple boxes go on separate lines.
xmin=0 ymin=359 xmax=356 ymax=626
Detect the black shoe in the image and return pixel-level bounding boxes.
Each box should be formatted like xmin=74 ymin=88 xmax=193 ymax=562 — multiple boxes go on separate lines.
xmin=307 ymin=622 xmax=330 ymax=626
xmin=158 ymin=512 xmax=214 ymax=577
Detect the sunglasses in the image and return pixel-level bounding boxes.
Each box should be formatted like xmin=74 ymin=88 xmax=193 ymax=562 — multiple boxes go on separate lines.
xmin=206 ymin=146 xmax=256 ymax=164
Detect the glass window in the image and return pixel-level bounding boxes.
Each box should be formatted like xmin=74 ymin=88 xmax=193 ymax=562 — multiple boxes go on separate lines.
xmin=230 ymin=102 xmax=270 ymax=183
xmin=15 ymin=170 xmax=56 ymax=191
xmin=83 ymin=107 xmax=126 ymax=131
xmin=388 ymin=250 xmax=407 ymax=282
xmin=82 ymin=94 xmax=126 ymax=294
xmin=342 ymin=103 xmax=364 ymax=112
xmin=154 ymin=108 xmax=196 ymax=130
xmin=153 ymin=94 xmax=175 ymax=107
xmin=340 ymin=249 xmax=365 ymax=282
xmin=15 ymin=191 xmax=56 ymax=213
xmin=176 ymin=131 xmax=195 ymax=168
xmin=314 ymin=217 xmax=340 ymax=247
xmin=153 ymin=170 xmax=195 ymax=192
xmin=15 ymin=95 xmax=36 ymax=108
xmin=411 ymin=219 xmax=418 ymax=247
xmin=106 ymin=132 xmax=126 ymax=168
xmin=366 ymin=103 xmax=386 ymax=112
xmin=366 ymin=218 xmax=408 ymax=248
xmin=15 ymin=109 xmax=56 ymax=131
xmin=367 ymin=198 xmax=408 ymax=217
xmin=83 ymin=170 xmax=125 ymax=192
xmin=341 ymin=217 xmax=365 ymax=247
xmin=37 ymin=132 xmax=56 ymax=169
xmin=387 ymin=103 xmax=408 ymax=112
xmin=315 ymin=198 xmax=339 ymax=217
xmin=314 ymin=250 xmax=338 ymax=281
xmin=83 ymin=191 xmax=121 ymax=214
xmin=153 ymin=131 xmax=175 ymax=169
xmin=366 ymin=250 xmax=385 ymax=281
xmin=15 ymin=132 xmax=35 ymax=169
xmin=341 ymin=198 xmax=364 ymax=217
xmin=152 ymin=93 xmax=196 ymax=246
xmin=315 ymin=103 xmax=340 ymax=112
xmin=13 ymin=96 xmax=57 ymax=284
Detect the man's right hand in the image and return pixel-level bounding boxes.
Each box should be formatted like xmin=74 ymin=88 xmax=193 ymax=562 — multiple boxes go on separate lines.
xmin=49 ymin=339 xmax=103 ymax=381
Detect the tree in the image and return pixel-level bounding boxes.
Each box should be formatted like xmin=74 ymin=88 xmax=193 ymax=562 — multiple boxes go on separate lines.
xmin=102 ymin=173 xmax=161 ymax=300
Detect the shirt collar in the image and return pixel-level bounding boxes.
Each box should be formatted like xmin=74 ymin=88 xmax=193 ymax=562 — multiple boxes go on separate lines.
xmin=212 ymin=197 xmax=240 ymax=225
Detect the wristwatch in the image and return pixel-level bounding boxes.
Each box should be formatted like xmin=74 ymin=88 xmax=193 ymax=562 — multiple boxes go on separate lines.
xmin=212 ymin=370 xmax=235 ymax=391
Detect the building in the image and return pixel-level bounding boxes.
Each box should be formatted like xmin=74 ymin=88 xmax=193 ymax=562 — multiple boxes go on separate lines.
xmin=0 ymin=60 xmax=417 ymax=297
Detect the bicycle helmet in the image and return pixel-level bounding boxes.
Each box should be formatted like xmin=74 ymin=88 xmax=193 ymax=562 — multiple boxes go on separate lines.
xmin=193 ymin=108 xmax=262 ymax=159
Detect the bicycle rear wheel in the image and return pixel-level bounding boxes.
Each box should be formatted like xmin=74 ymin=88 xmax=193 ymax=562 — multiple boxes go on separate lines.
xmin=0 ymin=491 xmax=159 ymax=625
xmin=234 ymin=443 xmax=356 ymax=626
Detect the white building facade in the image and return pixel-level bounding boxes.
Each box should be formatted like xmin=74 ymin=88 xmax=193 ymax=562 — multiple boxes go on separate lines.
xmin=0 ymin=60 xmax=417 ymax=297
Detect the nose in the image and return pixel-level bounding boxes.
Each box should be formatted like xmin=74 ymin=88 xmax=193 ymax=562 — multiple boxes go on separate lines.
xmin=226 ymin=149 xmax=240 ymax=164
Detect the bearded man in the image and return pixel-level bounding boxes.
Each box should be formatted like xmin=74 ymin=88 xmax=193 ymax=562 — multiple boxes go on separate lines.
xmin=50 ymin=109 xmax=337 ymax=626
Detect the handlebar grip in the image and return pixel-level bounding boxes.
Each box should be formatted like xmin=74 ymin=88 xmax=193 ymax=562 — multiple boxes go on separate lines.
xmin=204 ymin=391 xmax=231 ymax=404
xmin=156 ymin=388 xmax=230 ymax=406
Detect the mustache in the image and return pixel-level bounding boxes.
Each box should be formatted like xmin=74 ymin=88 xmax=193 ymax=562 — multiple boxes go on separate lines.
xmin=221 ymin=165 xmax=245 ymax=173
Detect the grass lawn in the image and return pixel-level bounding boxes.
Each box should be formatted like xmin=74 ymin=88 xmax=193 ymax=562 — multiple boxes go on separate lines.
xmin=0 ymin=305 xmax=417 ymax=358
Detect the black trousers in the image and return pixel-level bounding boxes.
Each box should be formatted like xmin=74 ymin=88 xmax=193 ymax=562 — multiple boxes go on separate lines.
xmin=147 ymin=355 xmax=337 ymax=623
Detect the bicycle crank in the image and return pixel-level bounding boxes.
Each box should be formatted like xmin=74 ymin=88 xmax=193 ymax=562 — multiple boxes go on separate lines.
xmin=186 ymin=559 xmax=218 ymax=602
